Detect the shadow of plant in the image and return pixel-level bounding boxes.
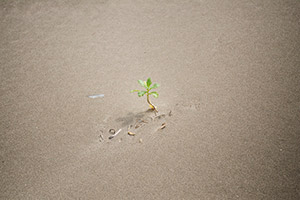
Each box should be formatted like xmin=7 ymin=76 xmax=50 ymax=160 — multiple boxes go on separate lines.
xmin=115 ymin=110 xmax=154 ymax=127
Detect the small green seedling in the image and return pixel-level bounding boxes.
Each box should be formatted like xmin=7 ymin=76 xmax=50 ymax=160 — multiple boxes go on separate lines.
xmin=131 ymin=78 xmax=160 ymax=112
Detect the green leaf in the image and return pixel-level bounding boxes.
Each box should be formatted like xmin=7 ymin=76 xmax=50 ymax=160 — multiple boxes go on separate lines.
xmin=150 ymin=91 xmax=159 ymax=98
xmin=131 ymin=89 xmax=140 ymax=93
xmin=138 ymin=80 xmax=147 ymax=89
xmin=150 ymin=83 xmax=160 ymax=89
xmin=146 ymin=78 xmax=152 ymax=88
xmin=138 ymin=91 xmax=147 ymax=97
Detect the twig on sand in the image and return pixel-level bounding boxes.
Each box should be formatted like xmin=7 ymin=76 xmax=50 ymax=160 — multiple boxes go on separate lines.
xmin=88 ymin=94 xmax=104 ymax=99
xmin=109 ymin=129 xmax=122 ymax=139
xmin=99 ymin=134 xmax=104 ymax=142
xmin=158 ymin=123 xmax=166 ymax=130
xmin=134 ymin=119 xmax=148 ymax=129
xmin=99 ymin=130 xmax=104 ymax=142
xmin=127 ymin=125 xmax=132 ymax=131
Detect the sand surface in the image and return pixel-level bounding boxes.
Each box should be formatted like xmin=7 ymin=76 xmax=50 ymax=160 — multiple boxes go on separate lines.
xmin=1 ymin=0 xmax=299 ymax=199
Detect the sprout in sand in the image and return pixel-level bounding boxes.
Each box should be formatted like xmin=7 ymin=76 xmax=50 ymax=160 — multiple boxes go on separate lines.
xmin=131 ymin=78 xmax=159 ymax=112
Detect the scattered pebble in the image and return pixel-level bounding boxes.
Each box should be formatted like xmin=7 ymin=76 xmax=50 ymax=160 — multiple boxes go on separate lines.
xmin=128 ymin=131 xmax=136 ymax=136
xmin=139 ymin=139 xmax=143 ymax=143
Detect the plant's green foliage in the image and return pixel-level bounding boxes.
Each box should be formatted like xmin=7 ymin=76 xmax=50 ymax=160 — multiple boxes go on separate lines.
xmin=131 ymin=78 xmax=160 ymax=110
xmin=150 ymin=91 xmax=159 ymax=98
xmin=138 ymin=80 xmax=147 ymax=89
xmin=150 ymin=83 xmax=160 ymax=89
xmin=146 ymin=78 xmax=152 ymax=88
xmin=138 ymin=91 xmax=147 ymax=97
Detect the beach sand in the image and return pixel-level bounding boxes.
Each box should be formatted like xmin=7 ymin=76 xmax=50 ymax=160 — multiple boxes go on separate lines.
xmin=1 ymin=0 xmax=299 ymax=199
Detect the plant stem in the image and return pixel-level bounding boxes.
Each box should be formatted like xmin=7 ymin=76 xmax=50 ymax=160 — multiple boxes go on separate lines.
xmin=147 ymin=93 xmax=158 ymax=112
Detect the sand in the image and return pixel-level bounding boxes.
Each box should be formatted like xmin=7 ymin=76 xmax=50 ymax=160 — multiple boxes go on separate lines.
xmin=1 ymin=0 xmax=299 ymax=199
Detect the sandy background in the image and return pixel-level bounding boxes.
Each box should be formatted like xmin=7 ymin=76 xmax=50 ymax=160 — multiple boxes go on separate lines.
xmin=1 ymin=0 xmax=299 ymax=199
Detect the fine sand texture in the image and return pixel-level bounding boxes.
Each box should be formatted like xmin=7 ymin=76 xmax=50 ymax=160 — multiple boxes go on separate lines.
xmin=1 ymin=0 xmax=299 ymax=199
